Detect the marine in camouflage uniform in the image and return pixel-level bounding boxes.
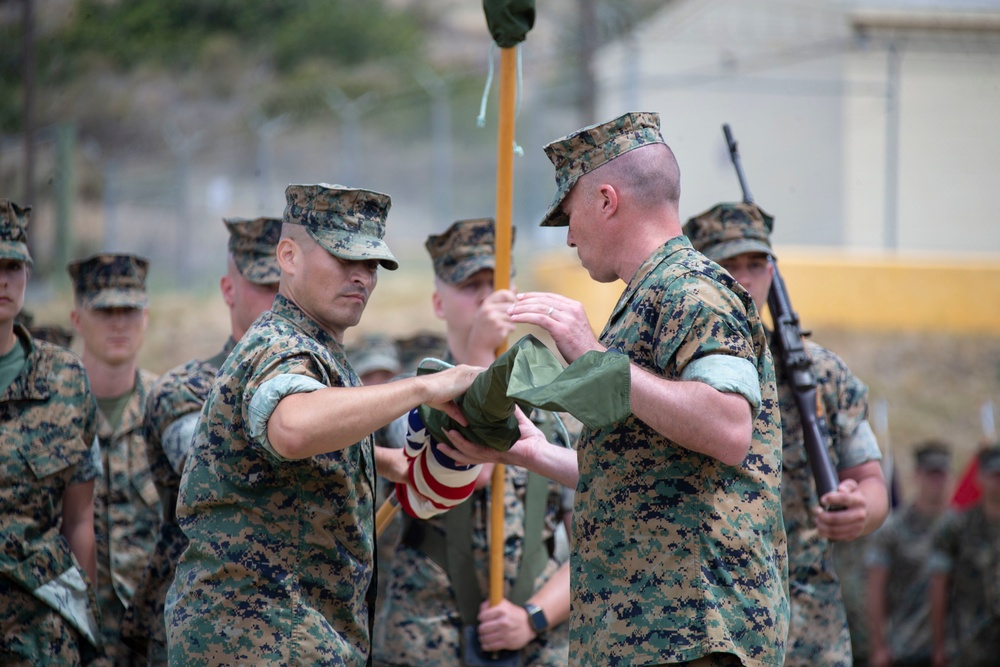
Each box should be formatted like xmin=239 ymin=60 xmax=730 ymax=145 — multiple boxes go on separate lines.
xmin=68 ymin=252 xmax=161 ymax=666
xmin=928 ymin=445 xmax=1000 ymax=667
xmin=444 ymin=113 xmax=789 ymax=666
xmin=165 ymin=184 xmax=480 ymax=666
xmin=685 ymin=202 xmax=888 ymax=667
xmin=373 ymin=218 xmax=573 ymax=667
xmin=118 ymin=217 xmax=281 ymax=665
xmin=0 ymin=199 xmax=103 ymax=665
xmin=866 ymin=443 xmax=952 ymax=667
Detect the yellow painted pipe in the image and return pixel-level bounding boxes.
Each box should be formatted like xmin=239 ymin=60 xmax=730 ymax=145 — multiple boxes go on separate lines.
xmin=533 ymin=248 xmax=1000 ymax=335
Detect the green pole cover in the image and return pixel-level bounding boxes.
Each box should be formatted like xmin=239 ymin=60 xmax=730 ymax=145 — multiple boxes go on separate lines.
xmin=483 ymin=0 xmax=536 ymax=47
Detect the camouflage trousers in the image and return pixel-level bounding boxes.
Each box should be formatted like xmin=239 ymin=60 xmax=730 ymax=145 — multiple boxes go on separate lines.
xmin=785 ymin=576 xmax=852 ymax=667
xmin=0 ymin=576 xmax=89 ymax=666
xmin=661 ymin=654 xmax=745 ymax=667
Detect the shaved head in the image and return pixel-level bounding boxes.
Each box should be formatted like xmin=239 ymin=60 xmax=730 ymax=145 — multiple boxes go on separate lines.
xmin=580 ymin=143 xmax=681 ymax=213
xmin=280 ymin=222 xmax=314 ymax=247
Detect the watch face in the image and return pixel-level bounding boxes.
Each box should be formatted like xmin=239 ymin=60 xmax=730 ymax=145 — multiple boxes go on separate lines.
xmin=526 ymin=604 xmax=547 ymax=632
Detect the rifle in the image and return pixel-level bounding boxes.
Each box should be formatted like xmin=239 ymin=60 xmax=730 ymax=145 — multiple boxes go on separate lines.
xmin=722 ymin=123 xmax=842 ymax=506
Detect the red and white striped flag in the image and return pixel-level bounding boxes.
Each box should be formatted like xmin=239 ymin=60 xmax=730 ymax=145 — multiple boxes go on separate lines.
xmin=396 ymin=408 xmax=482 ymax=519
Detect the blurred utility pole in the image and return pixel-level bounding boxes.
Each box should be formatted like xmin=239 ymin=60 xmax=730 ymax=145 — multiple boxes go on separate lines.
xmin=326 ymin=89 xmax=378 ymax=186
xmin=54 ymin=123 xmax=75 ymax=274
xmin=884 ymin=41 xmax=901 ymax=251
xmin=415 ymin=67 xmax=454 ymax=224
xmin=22 ymin=0 xmax=37 ymax=258
xmin=578 ymin=0 xmax=598 ymax=125
xmin=249 ymin=112 xmax=290 ymax=214
xmin=163 ymin=122 xmax=203 ymax=288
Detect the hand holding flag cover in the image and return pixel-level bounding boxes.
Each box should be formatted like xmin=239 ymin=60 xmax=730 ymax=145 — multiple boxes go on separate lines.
xmin=396 ymin=334 xmax=631 ymax=518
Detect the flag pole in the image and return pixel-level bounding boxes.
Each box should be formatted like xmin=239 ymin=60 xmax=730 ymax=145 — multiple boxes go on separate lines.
xmin=490 ymin=44 xmax=517 ymax=609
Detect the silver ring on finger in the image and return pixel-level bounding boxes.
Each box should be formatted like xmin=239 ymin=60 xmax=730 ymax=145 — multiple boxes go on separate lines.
xmin=546 ymin=306 xmax=554 ymax=317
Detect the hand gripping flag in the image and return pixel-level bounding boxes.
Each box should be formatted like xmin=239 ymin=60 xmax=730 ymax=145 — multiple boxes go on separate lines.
xmin=395 ymin=334 xmax=631 ymax=518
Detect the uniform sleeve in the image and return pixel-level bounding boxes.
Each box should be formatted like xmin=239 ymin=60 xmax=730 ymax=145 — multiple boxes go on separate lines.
xmin=68 ymin=355 xmax=100 ymax=483
xmin=162 ymin=412 xmax=201 ymax=474
xmin=657 ymin=276 xmax=763 ymax=412
xmin=809 ymin=342 xmax=882 ymax=470
xmin=144 ymin=365 xmax=215 ymax=456
xmin=680 ymin=355 xmax=762 ymax=415
xmin=246 ymin=373 xmax=327 ymax=460
xmin=69 ymin=436 xmax=102 ymax=484
xmin=927 ymin=512 xmax=959 ymax=574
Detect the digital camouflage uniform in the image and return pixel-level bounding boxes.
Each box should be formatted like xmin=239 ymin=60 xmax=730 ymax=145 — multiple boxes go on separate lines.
xmin=865 ymin=504 xmax=941 ymax=664
xmin=167 ymin=294 xmax=377 ymax=665
xmin=539 ymin=117 xmax=788 ymax=667
xmin=577 ymin=238 xmax=786 ymax=667
xmin=685 ymin=201 xmax=883 ymax=667
xmin=120 ymin=216 xmax=281 ymax=665
xmin=67 ymin=253 xmax=160 ymax=666
xmin=166 ymin=184 xmax=397 ymax=666
xmin=774 ymin=341 xmax=880 ymax=667
xmin=374 ymin=217 xmax=572 ymax=667
xmin=928 ymin=449 xmax=1000 ymax=667
xmin=1 ymin=199 xmax=103 ymax=665
xmin=1 ymin=325 xmax=104 ymax=664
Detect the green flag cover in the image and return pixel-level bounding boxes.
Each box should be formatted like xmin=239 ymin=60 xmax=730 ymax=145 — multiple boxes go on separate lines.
xmin=418 ymin=334 xmax=631 ymax=451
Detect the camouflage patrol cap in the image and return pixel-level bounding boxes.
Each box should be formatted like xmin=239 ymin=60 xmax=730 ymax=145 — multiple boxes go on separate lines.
xmin=223 ymin=216 xmax=281 ymax=285
xmin=425 ymin=217 xmax=516 ymax=285
xmin=0 ymin=199 xmax=32 ymax=263
xmin=67 ymin=253 xmax=149 ymax=309
xmin=914 ymin=440 xmax=951 ymax=472
xmin=978 ymin=446 xmax=1000 ymax=474
xmin=347 ymin=333 xmax=402 ymax=378
xmin=540 ymin=111 xmax=666 ymax=227
xmin=283 ymin=183 xmax=398 ymax=270
xmin=395 ymin=330 xmax=448 ymax=373
xmin=683 ymin=202 xmax=775 ymax=262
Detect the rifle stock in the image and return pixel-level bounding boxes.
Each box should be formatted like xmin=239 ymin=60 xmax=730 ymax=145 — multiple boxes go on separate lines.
xmin=722 ymin=123 xmax=842 ymax=506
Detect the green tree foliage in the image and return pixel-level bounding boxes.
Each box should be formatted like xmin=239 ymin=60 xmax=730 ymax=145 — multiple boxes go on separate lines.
xmin=0 ymin=22 xmax=23 ymax=133
xmin=1 ymin=0 xmax=425 ymax=132
xmin=55 ymin=0 xmax=422 ymax=72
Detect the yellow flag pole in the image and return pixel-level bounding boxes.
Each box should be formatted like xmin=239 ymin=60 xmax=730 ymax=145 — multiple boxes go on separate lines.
xmin=375 ymin=489 xmax=399 ymax=537
xmin=490 ymin=45 xmax=517 ymax=609
xmin=378 ymin=49 xmax=519 ymax=549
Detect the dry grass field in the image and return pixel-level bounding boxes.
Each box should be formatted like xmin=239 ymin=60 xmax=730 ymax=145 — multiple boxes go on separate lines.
xmin=28 ymin=262 xmax=1000 ymax=507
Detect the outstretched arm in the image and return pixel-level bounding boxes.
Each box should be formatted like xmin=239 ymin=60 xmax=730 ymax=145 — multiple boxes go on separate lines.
xmin=268 ymin=365 xmax=481 ymax=459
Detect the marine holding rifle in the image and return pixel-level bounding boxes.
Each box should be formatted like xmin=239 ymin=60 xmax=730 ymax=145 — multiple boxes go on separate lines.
xmin=684 ymin=201 xmax=889 ymax=667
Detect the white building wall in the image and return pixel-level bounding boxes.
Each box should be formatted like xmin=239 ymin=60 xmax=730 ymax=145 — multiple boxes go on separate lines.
xmin=591 ymin=0 xmax=1000 ymax=254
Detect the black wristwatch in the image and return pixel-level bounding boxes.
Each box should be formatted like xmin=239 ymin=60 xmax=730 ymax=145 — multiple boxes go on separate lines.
xmin=523 ymin=602 xmax=548 ymax=635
